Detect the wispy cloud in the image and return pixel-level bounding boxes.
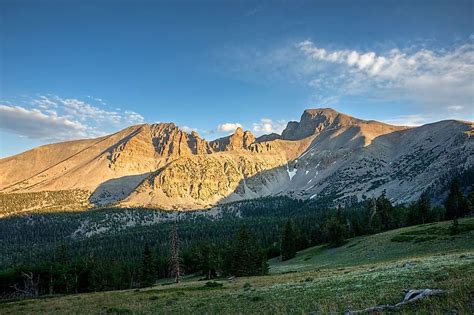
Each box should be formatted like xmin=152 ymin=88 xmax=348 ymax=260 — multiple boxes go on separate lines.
xmin=213 ymin=118 xmax=288 ymax=137
xmin=382 ymin=114 xmax=433 ymax=126
xmin=32 ymin=95 xmax=144 ymax=125
xmin=0 ymin=95 xmax=145 ymax=141
xmin=297 ymin=40 xmax=474 ymax=114
xmin=180 ymin=125 xmax=198 ymax=134
xmin=447 ymin=105 xmax=464 ymax=111
xmin=244 ymin=6 xmax=263 ymax=17
xmin=223 ymin=38 xmax=474 ymax=122
xmin=0 ymin=105 xmax=90 ymax=140
xmin=252 ymin=118 xmax=287 ymax=135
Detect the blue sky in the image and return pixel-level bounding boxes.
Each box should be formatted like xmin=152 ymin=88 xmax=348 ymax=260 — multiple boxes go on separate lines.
xmin=1 ymin=0 xmax=473 ymax=157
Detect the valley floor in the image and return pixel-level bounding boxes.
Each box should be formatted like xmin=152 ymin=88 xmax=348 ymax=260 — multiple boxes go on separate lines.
xmin=1 ymin=218 xmax=473 ymax=314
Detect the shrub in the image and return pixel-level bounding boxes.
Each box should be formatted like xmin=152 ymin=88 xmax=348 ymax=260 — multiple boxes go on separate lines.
xmin=204 ymin=281 xmax=223 ymax=288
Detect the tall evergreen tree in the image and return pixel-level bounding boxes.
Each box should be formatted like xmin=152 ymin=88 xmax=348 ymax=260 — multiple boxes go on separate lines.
xmin=169 ymin=224 xmax=182 ymax=283
xmin=467 ymin=185 xmax=474 ymax=212
xmin=140 ymin=242 xmax=155 ymax=287
xmin=375 ymin=194 xmax=395 ymax=230
xmin=417 ymin=191 xmax=431 ymax=224
xmin=325 ymin=209 xmax=348 ymax=246
xmin=226 ymin=226 xmax=268 ymax=277
xmin=195 ymin=242 xmax=220 ymax=280
xmin=281 ymin=220 xmax=297 ymax=261
xmin=445 ymin=179 xmax=468 ymax=219
xmin=294 ymin=223 xmax=309 ymax=250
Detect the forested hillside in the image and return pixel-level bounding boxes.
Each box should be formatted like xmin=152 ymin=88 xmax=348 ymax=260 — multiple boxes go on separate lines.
xmin=1 ymin=175 xmax=472 ymax=297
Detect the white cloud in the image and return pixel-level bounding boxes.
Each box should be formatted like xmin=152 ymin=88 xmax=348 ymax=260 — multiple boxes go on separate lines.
xmin=124 ymin=110 xmax=145 ymax=124
xmin=0 ymin=104 xmax=90 ymax=141
xmin=252 ymin=118 xmax=287 ymax=135
xmin=180 ymin=125 xmax=198 ymax=134
xmin=0 ymin=95 xmax=146 ymax=141
xmin=447 ymin=105 xmax=464 ymax=111
xmin=296 ymin=40 xmax=474 ymax=116
xmin=38 ymin=95 xmax=145 ymax=126
xmin=224 ymin=39 xmax=474 ymax=122
xmin=216 ymin=122 xmax=242 ymax=133
xmin=382 ymin=114 xmax=432 ymax=126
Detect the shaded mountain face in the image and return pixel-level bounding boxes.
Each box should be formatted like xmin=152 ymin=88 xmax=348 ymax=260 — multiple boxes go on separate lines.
xmin=1 ymin=108 xmax=472 ymax=216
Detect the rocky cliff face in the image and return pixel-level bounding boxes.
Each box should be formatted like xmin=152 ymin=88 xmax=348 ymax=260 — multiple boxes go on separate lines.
xmin=0 ymin=108 xmax=472 ymax=215
xmin=281 ymin=108 xmax=350 ymax=140
xmin=209 ymin=127 xmax=257 ymax=151
xmin=120 ymin=152 xmax=289 ymax=209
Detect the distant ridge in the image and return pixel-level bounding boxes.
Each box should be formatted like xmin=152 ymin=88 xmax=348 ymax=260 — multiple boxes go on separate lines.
xmin=1 ymin=108 xmax=472 ymax=215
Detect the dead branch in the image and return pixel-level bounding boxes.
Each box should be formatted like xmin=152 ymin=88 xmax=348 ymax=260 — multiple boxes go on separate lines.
xmin=10 ymin=271 xmax=40 ymax=298
xmin=345 ymin=288 xmax=447 ymax=314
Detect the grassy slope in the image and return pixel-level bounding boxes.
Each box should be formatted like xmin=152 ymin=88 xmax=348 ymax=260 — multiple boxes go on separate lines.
xmin=2 ymin=218 xmax=474 ymax=314
xmin=269 ymin=218 xmax=474 ymax=273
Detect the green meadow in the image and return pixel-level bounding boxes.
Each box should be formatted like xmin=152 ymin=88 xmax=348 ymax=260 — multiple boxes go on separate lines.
xmin=2 ymin=217 xmax=473 ymax=314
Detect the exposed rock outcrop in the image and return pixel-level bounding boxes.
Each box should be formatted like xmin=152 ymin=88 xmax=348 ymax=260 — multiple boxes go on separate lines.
xmin=209 ymin=127 xmax=257 ymax=151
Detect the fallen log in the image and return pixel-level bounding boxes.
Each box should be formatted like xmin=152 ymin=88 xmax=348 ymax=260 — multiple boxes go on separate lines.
xmin=345 ymin=289 xmax=446 ymax=314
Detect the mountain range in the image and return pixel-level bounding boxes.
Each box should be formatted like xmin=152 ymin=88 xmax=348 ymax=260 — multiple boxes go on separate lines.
xmin=1 ymin=108 xmax=473 ymax=216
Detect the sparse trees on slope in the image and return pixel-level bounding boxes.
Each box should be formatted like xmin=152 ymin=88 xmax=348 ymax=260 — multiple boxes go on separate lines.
xmin=281 ymin=220 xmax=297 ymax=261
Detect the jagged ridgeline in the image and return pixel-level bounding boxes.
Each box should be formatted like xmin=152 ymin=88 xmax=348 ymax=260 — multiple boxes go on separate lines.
xmin=1 ymin=108 xmax=473 ymax=216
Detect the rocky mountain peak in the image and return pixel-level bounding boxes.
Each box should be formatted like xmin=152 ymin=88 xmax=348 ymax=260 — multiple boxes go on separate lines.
xmin=243 ymin=130 xmax=256 ymax=149
xmin=302 ymin=107 xmax=339 ymax=118
xmin=210 ymin=128 xmax=256 ymax=151
xmin=149 ymin=122 xmax=178 ymax=133
xmin=190 ymin=130 xmax=201 ymax=138
xmin=281 ymin=108 xmax=360 ymax=140
xmin=234 ymin=126 xmax=244 ymax=135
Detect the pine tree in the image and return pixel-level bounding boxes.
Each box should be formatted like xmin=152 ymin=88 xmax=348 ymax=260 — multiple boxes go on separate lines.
xmin=140 ymin=242 xmax=155 ymax=287
xmin=375 ymin=193 xmax=395 ymax=230
xmin=445 ymin=179 xmax=468 ymax=219
xmin=449 ymin=218 xmax=460 ymax=235
xmin=226 ymin=226 xmax=268 ymax=277
xmin=281 ymin=220 xmax=297 ymax=261
xmin=169 ymin=224 xmax=182 ymax=283
xmin=417 ymin=191 xmax=431 ymax=224
xmin=196 ymin=242 xmax=220 ymax=280
xmin=467 ymin=185 xmax=474 ymax=212
xmin=56 ymin=242 xmax=69 ymax=264
xmin=325 ymin=211 xmax=348 ymax=247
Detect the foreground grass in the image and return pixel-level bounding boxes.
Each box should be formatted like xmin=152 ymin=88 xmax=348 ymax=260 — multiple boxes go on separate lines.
xmin=2 ymin=218 xmax=474 ymax=314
